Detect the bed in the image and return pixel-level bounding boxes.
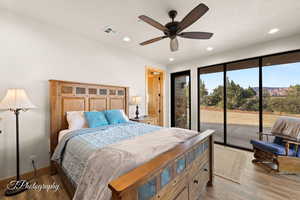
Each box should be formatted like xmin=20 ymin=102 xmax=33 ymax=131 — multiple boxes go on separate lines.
xmin=49 ymin=80 xmax=215 ymax=200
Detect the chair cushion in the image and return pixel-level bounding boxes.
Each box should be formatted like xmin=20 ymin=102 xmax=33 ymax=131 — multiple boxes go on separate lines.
xmin=250 ymin=139 xmax=297 ymax=156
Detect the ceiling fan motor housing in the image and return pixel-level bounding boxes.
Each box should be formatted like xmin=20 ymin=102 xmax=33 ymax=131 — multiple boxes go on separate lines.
xmin=165 ymin=22 xmax=179 ymax=38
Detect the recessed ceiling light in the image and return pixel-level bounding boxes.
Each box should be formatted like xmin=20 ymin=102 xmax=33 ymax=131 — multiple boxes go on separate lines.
xmin=123 ymin=36 xmax=131 ymax=42
xmin=207 ymin=47 xmax=213 ymax=51
xmin=169 ymin=58 xmax=174 ymax=62
xmin=268 ymin=28 xmax=279 ymax=34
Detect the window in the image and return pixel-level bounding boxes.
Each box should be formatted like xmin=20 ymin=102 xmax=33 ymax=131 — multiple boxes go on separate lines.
xmin=226 ymin=59 xmax=259 ymax=149
xmin=199 ymin=65 xmax=224 ymax=143
xmin=198 ymin=50 xmax=300 ymax=150
xmin=171 ymin=70 xmax=191 ymax=129
xmin=262 ymin=52 xmax=300 ymax=133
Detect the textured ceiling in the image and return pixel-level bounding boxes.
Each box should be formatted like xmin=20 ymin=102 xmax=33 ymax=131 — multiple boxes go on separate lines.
xmin=1 ymin=0 xmax=300 ymax=65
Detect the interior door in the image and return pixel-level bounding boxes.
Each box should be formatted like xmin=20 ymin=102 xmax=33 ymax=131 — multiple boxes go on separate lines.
xmin=171 ymin=70 xmax=191 ymax=129
xmin=148 ymin=71 xmax=163 ymax=125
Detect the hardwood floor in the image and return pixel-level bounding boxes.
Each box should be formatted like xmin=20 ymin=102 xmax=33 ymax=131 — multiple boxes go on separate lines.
xmin=1 ymin=149 xmax=299 ymax=200
xmin=202 ymin=149 xmax=300 ymax=200
xmin=0 ymin=175 xmax=69 ymax=200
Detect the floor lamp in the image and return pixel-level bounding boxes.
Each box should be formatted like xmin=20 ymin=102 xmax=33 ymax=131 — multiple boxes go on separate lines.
xmin=0 ymin=89 xmax=36 ymax=196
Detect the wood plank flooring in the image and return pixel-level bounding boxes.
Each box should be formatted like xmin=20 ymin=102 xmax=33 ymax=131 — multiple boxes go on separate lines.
xmin=1 ymin=148 xmax=299 ymax=200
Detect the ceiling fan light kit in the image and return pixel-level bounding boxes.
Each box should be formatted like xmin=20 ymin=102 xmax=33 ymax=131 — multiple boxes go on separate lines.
xmin=139 ymin=3 xmax=214 ymax=52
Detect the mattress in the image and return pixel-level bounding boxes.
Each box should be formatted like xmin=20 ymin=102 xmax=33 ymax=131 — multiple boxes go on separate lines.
xmin=52 ymin=122 xmax=161 ymax=187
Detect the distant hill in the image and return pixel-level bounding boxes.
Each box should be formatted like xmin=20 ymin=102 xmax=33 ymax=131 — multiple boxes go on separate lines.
xmin=252 ymin=87 xmax=289 ymax=96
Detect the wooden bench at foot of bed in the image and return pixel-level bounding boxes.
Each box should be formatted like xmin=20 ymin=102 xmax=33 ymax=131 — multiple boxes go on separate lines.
xmin=109 ymin=129 xmax=215 ymax=200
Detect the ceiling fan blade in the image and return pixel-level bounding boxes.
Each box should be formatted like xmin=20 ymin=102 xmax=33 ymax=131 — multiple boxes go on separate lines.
xmin=140 ymin=36 xmax=167 ymax=46
xmin=139 ymin=15 xmax=169 ymax=33
xmin=178 ymin=32 xmax=213 ymax=39
xmin=170 ymin=37 xmax=178 ymax=52
xmin=177 ymin=3 xmax=209 ymax=33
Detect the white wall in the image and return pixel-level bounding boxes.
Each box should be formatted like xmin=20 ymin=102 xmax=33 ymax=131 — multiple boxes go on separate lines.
xmin=166 ymin=34 xmax=300 ymax=130
xmin=0 ymin=10 xmax=166 ymax=179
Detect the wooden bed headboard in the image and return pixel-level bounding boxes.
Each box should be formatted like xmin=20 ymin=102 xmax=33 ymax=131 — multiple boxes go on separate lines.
xmin=49 ymin=80 xmax=129 ymax=159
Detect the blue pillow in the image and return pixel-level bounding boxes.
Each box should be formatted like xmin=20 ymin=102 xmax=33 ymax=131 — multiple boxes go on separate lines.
xmin=84 ymin=111 xmax=109 ymax=128
xmin=105 ymin=109 xmax=129 ymax=124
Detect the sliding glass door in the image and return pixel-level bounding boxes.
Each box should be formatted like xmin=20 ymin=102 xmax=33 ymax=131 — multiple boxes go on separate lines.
xmin=262 ymin=52 xmax=300 ymax=133
xmin=171 ymin=70 xmax=191 ymax=129
xmin=226 ymin=60 xmax=259 ymax=149
xmin=198 ymin=50 xmax=300 ymax=150
xmin=199 ymin=66 xmax=224 ymax=143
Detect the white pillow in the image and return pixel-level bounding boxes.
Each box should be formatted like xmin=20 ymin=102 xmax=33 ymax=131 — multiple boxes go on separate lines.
xmin=66 ymin=111 xmax=88 ymax=130
xmin=120 ymin=109 xmax=129 ymax=121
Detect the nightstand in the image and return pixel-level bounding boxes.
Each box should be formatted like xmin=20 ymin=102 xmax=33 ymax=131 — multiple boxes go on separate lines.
xmin=130 ymin=116 xmax=158 ymax=125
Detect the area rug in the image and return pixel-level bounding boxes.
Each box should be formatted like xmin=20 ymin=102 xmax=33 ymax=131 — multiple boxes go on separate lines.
xmin=214 ymin=145 xmax=247 ymax=184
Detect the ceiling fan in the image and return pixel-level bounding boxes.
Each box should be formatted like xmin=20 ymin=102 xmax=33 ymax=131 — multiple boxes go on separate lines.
xmin=139 ymin=3 xmax=213 ymax=52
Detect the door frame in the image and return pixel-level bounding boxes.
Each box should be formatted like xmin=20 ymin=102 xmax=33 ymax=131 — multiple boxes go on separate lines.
xmin=145 ymin=66 xmax=165 ymax=126
xmin=170 ymin=70 xmax=191 ymax=129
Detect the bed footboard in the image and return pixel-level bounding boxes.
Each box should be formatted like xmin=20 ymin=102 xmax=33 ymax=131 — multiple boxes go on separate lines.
xmin=109 ymin=129 xmax=215 ymax=200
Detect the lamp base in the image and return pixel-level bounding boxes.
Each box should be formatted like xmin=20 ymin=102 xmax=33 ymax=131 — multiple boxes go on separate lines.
xmin=4 ymin=180 xmax=27 ymax=196
xmin=135 ymin=105 xmax=139 ymax=119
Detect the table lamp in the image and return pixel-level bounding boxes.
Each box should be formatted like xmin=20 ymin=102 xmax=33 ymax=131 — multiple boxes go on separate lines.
xmin=131 ymin=96 xmax=142 ymax=119
xmin=0 ymin=89 xmax=36 ymax=196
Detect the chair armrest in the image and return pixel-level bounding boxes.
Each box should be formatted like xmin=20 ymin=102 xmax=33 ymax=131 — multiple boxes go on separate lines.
xmin=283 ymin=140 xmax=300 ymax=145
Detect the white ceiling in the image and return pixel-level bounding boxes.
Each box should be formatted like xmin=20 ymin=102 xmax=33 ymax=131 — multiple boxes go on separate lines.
xmin=1 ymin=0 xmax=300 ymax=65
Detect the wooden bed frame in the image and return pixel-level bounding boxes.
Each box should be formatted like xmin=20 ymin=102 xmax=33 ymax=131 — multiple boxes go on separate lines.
xmin=49 ymin=80 xmax=215 ymax=200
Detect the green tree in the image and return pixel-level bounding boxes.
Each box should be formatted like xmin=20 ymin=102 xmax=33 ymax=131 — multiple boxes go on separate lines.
xmin=240 ymin=98 xmax=259 ymax=111
xmin=242 ymin=87 xmax=256 ymax=98
xmin=208 ymin=86 xmax=223 ymax=106
xmin=288 ymin=85 xmax=300 ymax=97
xmin=199 ymin=79 xmax=208 ymax=105
xmin=268 ymin=98 xmax=286 ymax=114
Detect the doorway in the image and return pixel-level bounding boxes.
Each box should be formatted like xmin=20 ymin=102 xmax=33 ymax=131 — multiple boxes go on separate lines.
xmin=146 ymin=67 xmax=165 ymax=126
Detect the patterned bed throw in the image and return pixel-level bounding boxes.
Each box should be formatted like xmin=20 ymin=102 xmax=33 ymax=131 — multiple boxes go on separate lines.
xmin=73 ymin=127 xmax=198 ymax=200
xmin=52 ymin=122 xmax=161 ymax=186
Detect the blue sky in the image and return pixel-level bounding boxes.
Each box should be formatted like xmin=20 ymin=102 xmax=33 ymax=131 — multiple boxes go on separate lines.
xmin=200 ymin=62 xmax=300 ymax=93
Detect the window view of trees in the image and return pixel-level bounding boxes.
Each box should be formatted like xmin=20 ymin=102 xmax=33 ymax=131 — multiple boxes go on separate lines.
xmin=199 ymin=57 xmax=300 ymax=150
xmin=200 ymin=67 xmax=260 ymax=149
xmin=201 ymin=78 xmax=259 ymax=111
xmin=263 ymin=85 xmax=300 ymax=114
xmin=201 ymin=77 xmax=300 ymax=117
xmin=198 ymin=51 xmax=300 ymax=149
xmin=263 ymin=63 xmax=300 ymax=132
xmin=226 ymin=68 xmax=259 ymax=149
xmin=199 ymin=72 xmax=224 ymax=143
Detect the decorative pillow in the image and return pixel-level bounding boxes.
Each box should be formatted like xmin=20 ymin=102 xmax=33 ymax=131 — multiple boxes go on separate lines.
xmin=66 ymin=111 xmax=88 ymax=130
xmin=105 ymin=109 xmax=129 ymax=124
xmin=84 ymin=111 xmax=109 ymax=128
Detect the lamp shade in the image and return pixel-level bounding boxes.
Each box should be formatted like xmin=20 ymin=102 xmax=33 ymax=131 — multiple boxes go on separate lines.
xmin=0 ymin=89 xmax=36 ymax=110
xmin=131 ymin=96 xmax=142 ymax=105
